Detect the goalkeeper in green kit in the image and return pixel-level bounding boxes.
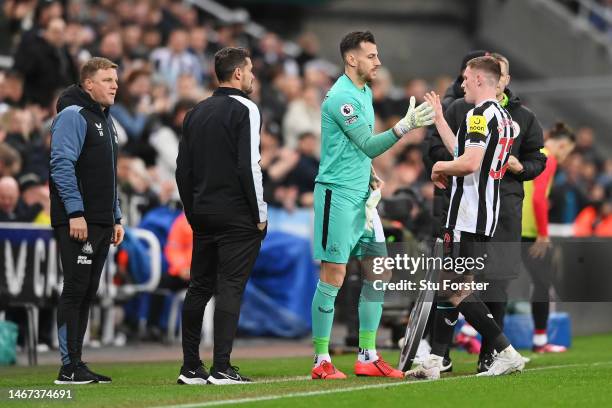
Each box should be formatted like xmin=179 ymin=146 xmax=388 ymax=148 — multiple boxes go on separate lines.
xmin=311 ymin=31 xmax=435 ymax=379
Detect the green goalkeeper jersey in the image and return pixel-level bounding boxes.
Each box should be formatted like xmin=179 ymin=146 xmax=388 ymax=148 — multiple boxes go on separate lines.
xmin=315 ymin=74 xmax=377 ymax=198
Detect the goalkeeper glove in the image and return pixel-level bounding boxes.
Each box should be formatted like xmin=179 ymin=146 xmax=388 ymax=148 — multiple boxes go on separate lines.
xmin=365 ymin=188 xmax=382 ymax=232
xmin=393 ymin=96 xmax=435 ymax=136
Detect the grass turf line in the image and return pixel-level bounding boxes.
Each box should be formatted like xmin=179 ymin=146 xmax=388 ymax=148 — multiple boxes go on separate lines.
xmin=0 ymin=334 xmax=611 ymax=408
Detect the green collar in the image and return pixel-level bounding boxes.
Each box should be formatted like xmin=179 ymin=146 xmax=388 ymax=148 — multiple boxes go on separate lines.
xmin=500 ymin=92 xmax=509 ymax=107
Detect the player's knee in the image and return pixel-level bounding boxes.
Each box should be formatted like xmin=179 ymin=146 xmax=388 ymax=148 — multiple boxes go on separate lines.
xmin=320 ymin=262 xmax=346 ymax=287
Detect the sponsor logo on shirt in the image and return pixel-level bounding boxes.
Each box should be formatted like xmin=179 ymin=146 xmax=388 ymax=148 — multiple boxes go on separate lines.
xmin=468 ymin=115 xmax=487 ymax=135
xmin=344 ymin=115 xmax=358 ymax=126
xmin=77 ymin=255 xmax=92 ymax=265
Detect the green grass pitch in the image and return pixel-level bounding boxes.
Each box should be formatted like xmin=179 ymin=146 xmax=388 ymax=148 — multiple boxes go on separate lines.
xmin=1 ymin=333 xmax=611 ymax=408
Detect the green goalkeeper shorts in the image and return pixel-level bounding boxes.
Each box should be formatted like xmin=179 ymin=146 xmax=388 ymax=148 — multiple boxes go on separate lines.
xmin=313 ymin=183 xmax=386 ymax=264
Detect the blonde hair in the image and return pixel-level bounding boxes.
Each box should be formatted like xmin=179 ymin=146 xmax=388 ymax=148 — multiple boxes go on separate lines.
xmin=80 ymin=57 xmax=118 ymax=84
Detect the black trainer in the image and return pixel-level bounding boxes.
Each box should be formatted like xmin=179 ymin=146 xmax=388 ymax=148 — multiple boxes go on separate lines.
xmin=440 ymin=355 xmax=453 ymax=373
xmin=208 ymin=366 xmax=252 ymax=385
xmin=477 ymin=353 xmax=494 ymax=373
xmin=79 ymin=362 xmax=112 ymax=383
xmin=177 ymin=362 xmax=210 ymax=385
xmin=54 ymin=363 xmax=97 ymax=385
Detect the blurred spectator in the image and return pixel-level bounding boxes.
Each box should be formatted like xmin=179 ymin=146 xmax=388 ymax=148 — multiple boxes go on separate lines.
xmin=0 ymin=175 xmax=41 ymax=222
xmin=13 ymin=17 xmax=78 ymax=108
xmin=255 ymin=32 xmax=299 ymax=83
xmin=574 ymin=184 xmax=612 ymax=237
xmin=111 ymin=67 xmax=155 ymax=143
xmin=121 ymin=22 xmax=147 ymax=60
xmin=98 ymin=31 xmax=126 ymax=68
xmin=282 ymin=85 xmax=321 ymax=150
xmin=0 ymin=70 xmax=24 ymax=109
xmin=64 ymin=20 xmax=94 ymax=66
xmin=550 ymin=152 xmax=588 ymax=223
xmin=371 ymin=67 xmax=404 ymax=129
xmin=597 ymin=158 xmax=612 ymax=196
xmin=296 ymin=32 xmax=320 ymax=75
xmin=165 ymin=212 xmax=193 ymax=280
xmin=146 ymin=212 xmax=192 ymax=336
xmin=0 ymin=143 xmax=22 ymax=177
xmin=150 ymin=27 xmax=202 ymax=89
xmin=17 ymin=172 xmax=50 ymax=224
xmin=266 ymin=131 xmax=319 ymax=211
xmin=117 ymin=156 xmax=161 ymax=226
xmin=0 ymin=0 xmax=35 ymax=53
xmin=174 ymin=73 xmax=208 ymax=105
xmin=149 ymin=99 xmax=196 ymax=199
xmin=402 ymin=78 xmax=428 ymax=105
xmin=286 ymin=132 xmax=320 ymax=207
xmin=188 ymin=26 xmax=214 ymax=86
xmin=261 ymin=73 xmax=301 ymax=131
xmin=574 ymin=127 xmax=604 ymax=170
xmin=383 ymin=144 xmax=427 ymax=198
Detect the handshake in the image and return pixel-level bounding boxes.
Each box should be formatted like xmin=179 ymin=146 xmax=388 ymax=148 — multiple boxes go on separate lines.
xmin=392 ymin=96 xmax=435 ymax=137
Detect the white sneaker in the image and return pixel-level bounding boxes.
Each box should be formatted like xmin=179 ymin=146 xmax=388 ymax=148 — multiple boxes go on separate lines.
xmin=412 ymin=339 xmax=432 ymax=365
xmin=476 ymin=347 xmax=525 ymax=377
xmin=405 ymin=354 xmax=442 ymax=380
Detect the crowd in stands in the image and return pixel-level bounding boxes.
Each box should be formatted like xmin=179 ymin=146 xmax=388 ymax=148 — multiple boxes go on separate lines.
xmin=0 ymin=0 xmax=611 ymax=345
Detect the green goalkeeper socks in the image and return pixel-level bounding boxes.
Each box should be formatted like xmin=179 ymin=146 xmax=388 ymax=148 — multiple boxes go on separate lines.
xmin=312 ymin=280 xmax=340 ymax=355
xmin=358 ymin=280 xmax=385 ymax=350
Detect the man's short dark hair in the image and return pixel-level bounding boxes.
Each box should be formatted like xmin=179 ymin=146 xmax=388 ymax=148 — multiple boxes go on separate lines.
xmin=214 ymin=47 xmax=250 ymax=83
xmin=466 ymin=56 xmax=501 ymax=84
xmin=339 ymin=31 xmax=376 ymax=62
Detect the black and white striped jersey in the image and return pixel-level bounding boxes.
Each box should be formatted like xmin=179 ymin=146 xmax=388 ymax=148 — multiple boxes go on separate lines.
xmin=446 ymin=99 xmax=515 ymax=237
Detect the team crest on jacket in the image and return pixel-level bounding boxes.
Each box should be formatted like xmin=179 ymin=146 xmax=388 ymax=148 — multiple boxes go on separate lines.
xmin=81 ymin=241 xmax=93 ymax=254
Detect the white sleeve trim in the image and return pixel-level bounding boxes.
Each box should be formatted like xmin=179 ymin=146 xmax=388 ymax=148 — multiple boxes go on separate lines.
xmin=229 ymin=95 xmax=268 ymax=222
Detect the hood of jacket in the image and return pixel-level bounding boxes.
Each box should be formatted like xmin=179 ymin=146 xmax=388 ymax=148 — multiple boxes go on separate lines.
xmin=442 ymin=77 xmax=464 ymax=106
xmin=56 ymin=84 xmax=109 ymax=117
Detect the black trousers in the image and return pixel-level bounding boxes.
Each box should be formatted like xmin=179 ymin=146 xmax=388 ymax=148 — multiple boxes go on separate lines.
xmin=522 ymin=236 xmax=552 ymax=330
xmin=55 ymin=224 xmax=113 ymax=365
xmin=181 ymin=213 xmax=264 ymax=369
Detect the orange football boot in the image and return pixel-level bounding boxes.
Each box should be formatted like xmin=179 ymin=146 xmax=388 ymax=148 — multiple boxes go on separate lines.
xmin=354 ymin=354 xmax=404 ymax=378
xmin=311 ymin=361 xmax=347 ymax=380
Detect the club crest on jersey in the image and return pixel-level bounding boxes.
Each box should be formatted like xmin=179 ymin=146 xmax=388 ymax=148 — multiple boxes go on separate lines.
xmin=95 ymin=123 xmax=104 ymax=137
xmin=81 ymin=241 xmax=93 ymax=254
xmin=340 ymin=104 xmax=354 ymax=117
xmin=468 ymin=115 xmax=487 ymax=135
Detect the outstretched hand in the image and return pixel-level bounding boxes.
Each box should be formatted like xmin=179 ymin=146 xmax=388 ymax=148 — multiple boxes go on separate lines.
xmin=424 ymin=91 xmax=443 ymax=124
xmin=393 ymin=96 xmax=435 ymax=136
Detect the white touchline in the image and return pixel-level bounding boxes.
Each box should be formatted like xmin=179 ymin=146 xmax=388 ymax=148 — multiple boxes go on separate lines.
xmin=153 ymin=361 xmax=612 ymax=408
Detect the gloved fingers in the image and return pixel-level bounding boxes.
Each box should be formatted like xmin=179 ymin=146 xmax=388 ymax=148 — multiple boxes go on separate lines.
xmin=414 ymin=101 xmax=431 ymax=113
xmin=408 ymin=96 xmax=416 ymax=112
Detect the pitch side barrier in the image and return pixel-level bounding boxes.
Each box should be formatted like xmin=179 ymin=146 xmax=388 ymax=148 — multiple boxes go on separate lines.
xmin=0 ymin=223 xmax=161 ymax=365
